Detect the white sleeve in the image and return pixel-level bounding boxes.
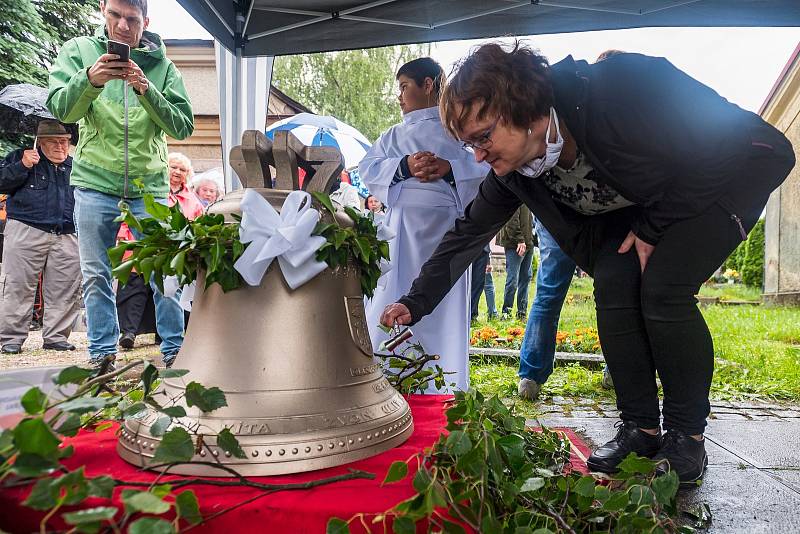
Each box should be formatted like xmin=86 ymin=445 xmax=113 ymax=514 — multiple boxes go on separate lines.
xmin=358 ymin=133 xmax=403 ymax=206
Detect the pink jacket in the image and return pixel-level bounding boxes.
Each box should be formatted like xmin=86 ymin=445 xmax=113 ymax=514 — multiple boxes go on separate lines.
xmin=168 ymin=185 xmax=204 ymax=220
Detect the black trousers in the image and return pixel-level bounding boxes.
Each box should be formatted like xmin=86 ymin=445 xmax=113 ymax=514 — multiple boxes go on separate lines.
xmin=116 ymin=273 xmax=156 ymax=336
xmin=591 ymin=120 xmax=794 ymax=435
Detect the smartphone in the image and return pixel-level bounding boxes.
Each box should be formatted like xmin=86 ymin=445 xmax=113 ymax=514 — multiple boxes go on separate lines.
xmin=107 ymin=39 xmax=130 ymax=63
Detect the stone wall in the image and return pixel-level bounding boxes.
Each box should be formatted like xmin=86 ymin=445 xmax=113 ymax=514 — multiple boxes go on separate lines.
xmin=763 ymin=48 xmax=800 ymax=305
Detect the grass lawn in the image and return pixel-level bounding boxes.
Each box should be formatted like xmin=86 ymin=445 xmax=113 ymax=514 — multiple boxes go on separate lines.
xmin=470 ymin=272 xmax=800 ymax=403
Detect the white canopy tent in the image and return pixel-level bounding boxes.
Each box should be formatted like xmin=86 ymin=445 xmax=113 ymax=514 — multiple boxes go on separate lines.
xmin=185 ymin=0 xmax=800 ymax=189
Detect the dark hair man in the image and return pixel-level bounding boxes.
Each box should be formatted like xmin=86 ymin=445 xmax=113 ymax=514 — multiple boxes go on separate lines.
xmin=47 ymin=0 xmax=194 ymax=370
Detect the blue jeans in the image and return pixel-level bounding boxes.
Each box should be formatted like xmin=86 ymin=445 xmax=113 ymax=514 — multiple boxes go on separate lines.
xmin=502 ymin=247 xmax=533 ymax=316
xmin=518 ymin=221 xmax=575 ymax=384
xmin=73 ymin=188 xmax=184 ymax=363
xmin=470 ymin=248 xmax=496 ymax=319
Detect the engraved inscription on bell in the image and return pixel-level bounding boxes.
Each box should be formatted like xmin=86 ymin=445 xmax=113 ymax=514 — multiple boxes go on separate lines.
xmin=344 ymin=295 xmax=375 ymax=357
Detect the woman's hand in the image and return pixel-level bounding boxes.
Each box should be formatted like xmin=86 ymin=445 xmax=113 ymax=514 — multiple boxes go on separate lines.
xmin=380 ymin=302 xmax=412 ymax=327
xmin=516 ymin=242 xmax=527 ymax=256
xmin=618 ymin=231 xmax=655 ymax=273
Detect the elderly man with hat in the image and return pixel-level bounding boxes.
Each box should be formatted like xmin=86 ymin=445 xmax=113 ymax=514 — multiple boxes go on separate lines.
xmin=0 ymin=120 xmax=81 ymax=354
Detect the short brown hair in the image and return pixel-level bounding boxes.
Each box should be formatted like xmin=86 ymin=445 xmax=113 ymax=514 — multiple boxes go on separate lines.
xmin=440 ymin=41 xmax=553 ymax=139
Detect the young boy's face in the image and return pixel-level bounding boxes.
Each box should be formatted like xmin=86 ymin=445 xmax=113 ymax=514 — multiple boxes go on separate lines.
xmin=397 ymin=74 xmax=433 ymax=115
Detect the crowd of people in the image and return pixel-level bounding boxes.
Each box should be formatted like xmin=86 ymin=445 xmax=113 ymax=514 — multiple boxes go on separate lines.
xmin=0 ymin=0 xmax=224 ymax=372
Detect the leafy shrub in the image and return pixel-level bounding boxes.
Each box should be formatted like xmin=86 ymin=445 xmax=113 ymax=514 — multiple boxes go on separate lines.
xmin=741 ymin=218 xmax=765 ymax=289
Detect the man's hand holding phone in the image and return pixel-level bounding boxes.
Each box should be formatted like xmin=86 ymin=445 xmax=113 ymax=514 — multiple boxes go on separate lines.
xmin=87 ymin=53 xmax=130 ymax=87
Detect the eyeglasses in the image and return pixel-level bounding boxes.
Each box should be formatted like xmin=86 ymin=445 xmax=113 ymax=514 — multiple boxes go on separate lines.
xmin=461 ymin=117 xmax=500 ymax=152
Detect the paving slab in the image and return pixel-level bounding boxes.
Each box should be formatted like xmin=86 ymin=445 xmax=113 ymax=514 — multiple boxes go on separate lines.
xmin=705 ymin=420 xmax=800 ymax=468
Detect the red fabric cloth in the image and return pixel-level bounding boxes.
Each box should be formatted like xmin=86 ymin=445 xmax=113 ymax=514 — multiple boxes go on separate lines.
xmin=0 ymin=395 xmax=590 ymax=533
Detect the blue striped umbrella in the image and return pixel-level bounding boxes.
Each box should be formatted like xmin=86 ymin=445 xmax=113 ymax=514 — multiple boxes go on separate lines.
xmin=265 ymin=113 xmax=371 ymax=169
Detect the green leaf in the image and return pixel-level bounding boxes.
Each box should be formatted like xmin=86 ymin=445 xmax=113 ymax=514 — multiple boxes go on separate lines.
xmin=445 ymin=430 xmax=472 ymax=456
xmin=217 ymin=428 xmax=246 ymax=459
xmin=520 ymin=477 xmax=545 ymax=492
xmin=122 ymin=402 xmax=148 ymax=418
xmin=95 ymin=422 xmax=115 ymax=433
xmin=151 ymin=484 xmax=173 ymax=499
xmin=107 ymin=243 xmax=128 ymax=267
xmin=141 ymin=362 xmax=159 ymax=398
xmin=651 ymin=470 xmax=680 ymax=505
xmin=152 ymin=427 xmax=194 ymax=464
xmin=159 ymin=368 xmax=190 ymax=378
xmin=326 ymin=517 xmax=351 ymax=534
xmin=24 ymin=478 xmax=58 ymax=510
xmin=87 ymin=476 xmax=115 ymax=499
xmin=21 ymin=387 xmax=48 ymax=414
xmin=574 ymin=476 xmax=596 ymax=497
xmin=602 ymin=491 xmax=629 ymax=512
xmin=111 ymin=259 xmax=136 ymax=284
xmin=383 ymin=461 xmax=409 ymax=485
xmin=185 ymin=382 xmax=228 ymax=412
xmin=617 ymin=453 xmax=656 ymax=475
xmin=170 ymin=250 xmax=187 ymax=275
xmin=55 ymin=413 xmax=82 ymax=437
xmin=176 ymin=490 xmax=203 ymax=525
xmin=58 ymin=397 xmax=109 ymax=415
xmin=62 ymin=506 xmax=117 ymax=525
xmin=392 ymin=515 xmax=416 ymax=534
xmin=129 ymin=517 xmax=175 ymax=534
xmin=312 ymin=191 xmax=337 ymax=217
xmin=412 ymin=468 xmax=432 ymax=493
xmin=150 ymin=415 xmax=172 ymax=437
xmin=144 ymin=195 xmax=172 ymax=220
xmin=159 ymin=405 xmax=187 ymax=418
xmin=441 ymin=519 xmax=467 ymax=534
xmin=12 ymin=453 xmax=59 ymax=477
xmin=14 ymin=418 xmax=61 ymax=459
xmin=122 ymin=489 xmax=171 ymax=514
xmin=54 ymin=366 xmax=94 ymax=385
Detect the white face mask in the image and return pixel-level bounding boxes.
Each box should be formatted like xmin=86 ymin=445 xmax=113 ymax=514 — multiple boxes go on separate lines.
xmin=518 ymin=108 xmax=564 ymax=178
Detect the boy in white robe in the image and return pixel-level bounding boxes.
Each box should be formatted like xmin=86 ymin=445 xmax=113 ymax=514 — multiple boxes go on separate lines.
xmin=359 ymin=58 xmax=489 ymax=393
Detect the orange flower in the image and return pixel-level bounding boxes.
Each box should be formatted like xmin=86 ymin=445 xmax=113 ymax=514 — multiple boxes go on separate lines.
xmin=506 ymin=326 xmax=524 ymax=338
xmin=555 ymin=331 xmax=568 ymax=344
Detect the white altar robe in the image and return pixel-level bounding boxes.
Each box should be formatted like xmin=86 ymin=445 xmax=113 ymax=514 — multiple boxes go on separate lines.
xmin=359 ymin=106 xmax=489 ymax=393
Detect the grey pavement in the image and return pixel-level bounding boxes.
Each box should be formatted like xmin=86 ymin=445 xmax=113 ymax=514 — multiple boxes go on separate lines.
xmin=534 ymin=401 xmax=800 ymax=533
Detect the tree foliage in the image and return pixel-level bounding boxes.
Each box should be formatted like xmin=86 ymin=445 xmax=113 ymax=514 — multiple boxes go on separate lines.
xmin=0 ymin=0 xmax=98 ymax=152
xmin=741 ymin=218 xmax=765 ymax=289
xmin=273 ymin=44 xmax=431 ymax=144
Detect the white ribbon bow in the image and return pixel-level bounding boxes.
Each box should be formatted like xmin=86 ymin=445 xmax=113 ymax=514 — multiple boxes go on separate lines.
xmin=234 ymin=189 xmax=328 ymax=289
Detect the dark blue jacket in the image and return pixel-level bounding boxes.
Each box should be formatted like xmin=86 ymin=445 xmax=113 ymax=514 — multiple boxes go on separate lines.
xmin=0 ymin=148 xmax=75 ymax=234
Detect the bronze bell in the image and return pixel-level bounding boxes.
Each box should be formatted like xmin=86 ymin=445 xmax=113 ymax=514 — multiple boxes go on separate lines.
xmin=117 ymin=131 xmax=413 ymax=476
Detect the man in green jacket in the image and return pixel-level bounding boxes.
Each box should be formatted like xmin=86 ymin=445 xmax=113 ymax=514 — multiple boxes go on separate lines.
xmin=47 ymin=0 xmax=194 ymax=370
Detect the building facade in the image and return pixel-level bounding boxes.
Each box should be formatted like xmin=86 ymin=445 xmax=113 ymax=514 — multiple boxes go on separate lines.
xmin=164 ymin=39 xmax=311 ymax=173
xmin=761 ymin=44 xmax=800 ymax=305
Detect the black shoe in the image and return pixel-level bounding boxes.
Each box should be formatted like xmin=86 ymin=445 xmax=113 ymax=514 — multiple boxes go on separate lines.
xmin=42 ymin=341 xmax=76 ymax=351
xmin=162 ymin=355 xmax=176 ymax=369
xmin=587 ymin=421 xmax=662 ymax=474
xmin=653 ymin=429 xmax=708 ymax=486
xmin=1 ymin=344 xmax=22 ymax=354
xmin=119 ymin=332 xmax=136 ymax=350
